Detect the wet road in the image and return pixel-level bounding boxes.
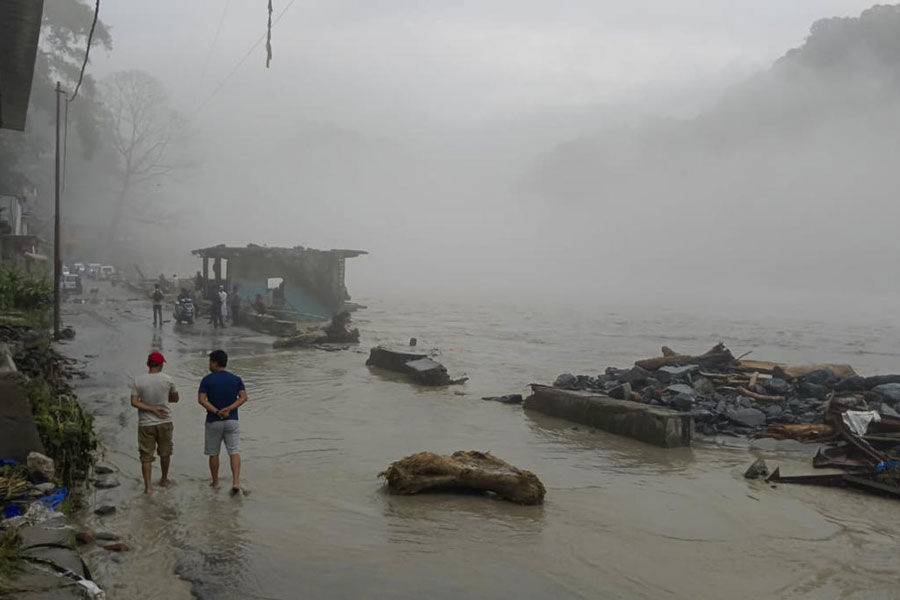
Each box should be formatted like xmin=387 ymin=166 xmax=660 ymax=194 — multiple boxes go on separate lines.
xmin=62 ymin=284 xmax=900 ymax=599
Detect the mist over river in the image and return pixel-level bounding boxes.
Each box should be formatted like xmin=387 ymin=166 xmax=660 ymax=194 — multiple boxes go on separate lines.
xmin=63 ymin=283 xmax=900 ymax=600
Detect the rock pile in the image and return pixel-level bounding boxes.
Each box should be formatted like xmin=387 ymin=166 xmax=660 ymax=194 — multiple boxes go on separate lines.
xmin=552 ymin=344 xmax=900 ymax=438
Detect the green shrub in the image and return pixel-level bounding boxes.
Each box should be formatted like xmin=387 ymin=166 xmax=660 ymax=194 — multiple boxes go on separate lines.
xmin=0 ymin=269 xmax=53 ymax=311
xmin=25 ymin=380 xmax=96 ymax=487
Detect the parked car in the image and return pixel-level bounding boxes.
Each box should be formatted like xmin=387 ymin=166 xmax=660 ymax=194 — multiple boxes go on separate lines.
xmin=99 ymin=265 xmax=116 ymax=280
xmin=62 ymin=265 xmax=70 ymax=276
xmin=87 ymin=263 xmax=102 ymax=279
xmin=61 ymin=274 xmax=82 ymax=295
xmin=73 ymin=262 xmax=85 ymax=274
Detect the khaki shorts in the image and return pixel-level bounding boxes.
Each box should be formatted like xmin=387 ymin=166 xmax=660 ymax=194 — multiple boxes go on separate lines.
xmin=138 ymin=422 xmax=174 ymax=463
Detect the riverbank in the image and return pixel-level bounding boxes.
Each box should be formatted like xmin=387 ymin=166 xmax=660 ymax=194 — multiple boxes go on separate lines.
xmin=0 ymin=321 xmax=101 ymax=597
xmin=30 ymin=285 xmax=900 ymax=599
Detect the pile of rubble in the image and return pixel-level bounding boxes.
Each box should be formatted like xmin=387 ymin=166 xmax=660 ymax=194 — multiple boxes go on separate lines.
xmin=552 ymin=343 xmax=900 ymax=438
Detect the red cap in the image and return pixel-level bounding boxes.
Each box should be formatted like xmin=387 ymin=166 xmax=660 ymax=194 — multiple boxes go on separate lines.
xmin=147 ymin=352 xmax=166 ymax=365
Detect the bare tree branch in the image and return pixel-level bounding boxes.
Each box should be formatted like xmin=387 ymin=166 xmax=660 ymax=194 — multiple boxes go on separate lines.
xmin=100 ymin=70 xmax=194 ymax=248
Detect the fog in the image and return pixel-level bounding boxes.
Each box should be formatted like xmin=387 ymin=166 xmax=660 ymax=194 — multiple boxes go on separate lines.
xmin=84 ymin=0 xmax=893 ymax=317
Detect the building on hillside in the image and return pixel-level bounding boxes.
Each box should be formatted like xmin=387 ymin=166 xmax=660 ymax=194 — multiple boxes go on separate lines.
xmin=0 ymin=194 xmax=45 ymax=272
xmin=192 ymin=244 xmax=367 ymax=322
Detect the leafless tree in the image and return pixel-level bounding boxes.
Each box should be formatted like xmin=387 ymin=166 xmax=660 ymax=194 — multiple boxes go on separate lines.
xmin=102 ymin=70 xmax=190 ymax=252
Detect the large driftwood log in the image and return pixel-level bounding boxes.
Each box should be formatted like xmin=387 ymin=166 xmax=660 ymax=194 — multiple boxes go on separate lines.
xmin=755 ymin=424 xmax=835 ymax=442
xmin=774 ymin=364 xmax=857 ymax=381
xmin=635 ymin=343 xmax=735 ymax=371
xmin=273 ymin=311 xmax=360 ymax=349
xmin=378 ymin=451 xmax=546 ymax=505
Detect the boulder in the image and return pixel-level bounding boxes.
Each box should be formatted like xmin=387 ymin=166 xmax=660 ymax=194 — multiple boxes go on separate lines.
xmin=727 ymin=408 xmax=766 ymax=428
xmin=744 ymin=458 xmax=769 ymax=480
xmin=872 ymin=383 xmax=900 ymax=404
xmin=608 ymin=383 xmax=632 ymax=401
xmin=618 ymin=366 xmax=652 ymax=387
xmin=799 ymin=381 xmax=830 ymax=400
xmin=802 ymin=369 xmax=837 ymax=386
xmin=835 ymin=376 xmax=867 ymax=392
xmin=692 ymin=377 xmax=716 ymax=396
xmin=671 ymin=394 xmax=695 ymax=412
xmin=553 ymin=373 xmax=578 ymax=389
xmin=93 ymin=476 xmax=120 ymax=490
xmin=764 ymin=378 xmax=792 ymax=395
xmin=664 ymin=384 xmax=696 ymax=397
xmin=26 ymin=451 xmax=55 ymax=480
xmin=881 ymin=404 xmax=900 ymax=418
xmin=864 ymin=374 xmax=900 ymax=389
xmin=657 ymin=364 xmax=700 ymax=384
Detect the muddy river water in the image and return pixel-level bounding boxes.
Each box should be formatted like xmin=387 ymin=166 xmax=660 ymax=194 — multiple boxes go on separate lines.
xmin=62 ymin=285 xmax=900 ymax=599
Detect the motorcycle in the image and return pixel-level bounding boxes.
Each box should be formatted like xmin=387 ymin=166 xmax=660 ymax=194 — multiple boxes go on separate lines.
xmin=173 ymin=297 xmax=195 ymax=324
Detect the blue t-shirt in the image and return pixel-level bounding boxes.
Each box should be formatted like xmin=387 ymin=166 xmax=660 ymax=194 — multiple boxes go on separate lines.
xmin=199 ymin=370 xmax=245 ymax=422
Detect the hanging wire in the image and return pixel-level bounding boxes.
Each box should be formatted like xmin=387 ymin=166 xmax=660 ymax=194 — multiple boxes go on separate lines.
xmin=198 ymin=0 xmax=233 ymax=85
xmin=266 ymin=0 xmax=274 ymax=68
xmin=193 ymin=0 xmax=298 ymax=114
xmin=69 ymin=0 xmax=100 ymax=103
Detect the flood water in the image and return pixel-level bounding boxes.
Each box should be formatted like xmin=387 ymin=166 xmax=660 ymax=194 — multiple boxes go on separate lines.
xmin=63 ymin=285 xmax=900 ymax=600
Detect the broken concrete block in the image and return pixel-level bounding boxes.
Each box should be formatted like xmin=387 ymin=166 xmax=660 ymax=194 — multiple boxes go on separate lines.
xmin=744 ymin=457 xmax=769 ymax=480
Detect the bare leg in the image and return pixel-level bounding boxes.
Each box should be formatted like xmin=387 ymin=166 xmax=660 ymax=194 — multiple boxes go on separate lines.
xmin=141 ymin=462 xmax=153 ymax=494
xmin=209 ymin=455 xmax=220 ymax=489
xmin=159 ymin=456 xmax=171 ymax=487
xmin=229 ymin=453 xmax=241 ymax=490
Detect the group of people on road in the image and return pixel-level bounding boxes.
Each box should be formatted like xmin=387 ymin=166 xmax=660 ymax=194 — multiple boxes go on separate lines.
xmin=210 ymin=285 xmax=242 ymax=328
xmin=130 ymin=349 xmax=248 ymax=495
xmin=150 ymin=282 xmax=243 ymax=328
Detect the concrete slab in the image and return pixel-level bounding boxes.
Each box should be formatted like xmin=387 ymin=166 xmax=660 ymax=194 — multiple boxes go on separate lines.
xmin=0 ymin=379 xmax=45 ymax=462
xmin=524 ymin=385 xmax=694 ymax=448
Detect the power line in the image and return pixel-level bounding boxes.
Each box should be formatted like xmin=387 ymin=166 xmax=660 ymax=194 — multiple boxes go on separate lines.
xmin=193 ymin=0 xmax=298 ymax=115
xmin=198 ymin=0 xmax=232 ymax=85
xmin=69 ymin=0 xmax=100 ymax=103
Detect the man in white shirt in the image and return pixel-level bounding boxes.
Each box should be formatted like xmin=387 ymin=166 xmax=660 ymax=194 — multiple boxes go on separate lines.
xmin=130 ymin=352 xmax=179 ymax=494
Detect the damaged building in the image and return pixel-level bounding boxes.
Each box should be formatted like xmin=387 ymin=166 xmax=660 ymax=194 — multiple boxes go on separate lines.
xmin=192 ymin=244 xmax=367 ymax=322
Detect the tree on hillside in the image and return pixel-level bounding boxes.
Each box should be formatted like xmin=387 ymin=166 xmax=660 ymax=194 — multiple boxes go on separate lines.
xmin=0 ymin=0 xmax=113 ymax=235
xmin=101 ymin=70 xmax=192 ymax=251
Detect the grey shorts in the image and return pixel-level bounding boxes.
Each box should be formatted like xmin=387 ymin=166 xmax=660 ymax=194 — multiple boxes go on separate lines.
xmin=204 ymin=420 xmax=240 ymax=456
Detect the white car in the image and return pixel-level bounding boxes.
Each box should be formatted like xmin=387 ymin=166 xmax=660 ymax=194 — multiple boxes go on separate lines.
xmin=99 ymin=266 xmax=116 ymax=280
xmin=62 ymin=265 xmax=70 ymax=276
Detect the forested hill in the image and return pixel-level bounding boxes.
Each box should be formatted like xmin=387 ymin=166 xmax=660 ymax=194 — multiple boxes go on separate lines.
xmin=529 ymin=4 xmax=900 ymax=205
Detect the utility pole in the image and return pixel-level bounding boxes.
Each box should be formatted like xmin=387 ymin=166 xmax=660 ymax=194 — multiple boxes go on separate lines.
xmin=53 ymin=81 xmax=63 ymax=338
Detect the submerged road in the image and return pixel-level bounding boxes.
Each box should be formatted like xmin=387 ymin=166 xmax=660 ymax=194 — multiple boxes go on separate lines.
xmin=62 ymin=283 xmax=900 ymax=599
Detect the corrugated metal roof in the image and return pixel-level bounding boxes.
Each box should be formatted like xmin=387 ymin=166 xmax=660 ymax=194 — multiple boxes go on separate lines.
xmin=0 ymin=0 xmax=45 ymax=131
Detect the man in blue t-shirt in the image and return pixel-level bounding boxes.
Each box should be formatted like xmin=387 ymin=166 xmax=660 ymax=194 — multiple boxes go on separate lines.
xmin=198 ymin=349 xmax=248 ymax=493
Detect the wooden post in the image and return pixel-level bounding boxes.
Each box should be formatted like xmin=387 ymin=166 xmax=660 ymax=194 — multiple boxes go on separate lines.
xmin=202 ymin=256 xmax=209 ymax=297
xmin=53 ymin=82 xmax=63 ymax=338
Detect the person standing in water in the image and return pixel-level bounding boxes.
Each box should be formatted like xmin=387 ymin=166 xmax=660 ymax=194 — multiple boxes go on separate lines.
xmin=217 ymin=285 xmax=228 ymax=328
xmin=151 ymin=284 xmax=164 ymax=327
xmin=198 ymin=349 xmax=247 ymax=493
xmin=130 ymin=352 xmax=179 ymax=494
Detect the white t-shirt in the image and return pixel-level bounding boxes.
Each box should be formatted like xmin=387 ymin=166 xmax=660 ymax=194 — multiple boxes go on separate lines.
xmin=131 ymin=372 xmax=177 ymax=426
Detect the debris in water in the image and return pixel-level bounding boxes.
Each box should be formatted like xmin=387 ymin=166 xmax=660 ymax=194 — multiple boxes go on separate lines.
xmin=366 ymin=346 xmax=467 ymax=386
xmin=379 ymin=451 xmax=545 ymax=505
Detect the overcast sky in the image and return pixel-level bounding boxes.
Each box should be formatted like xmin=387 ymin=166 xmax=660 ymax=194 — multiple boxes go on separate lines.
xmin=84 ymin=1 xmax=894 ymax=315
xmin=94 ymin=1 xmax=878 ymax=126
